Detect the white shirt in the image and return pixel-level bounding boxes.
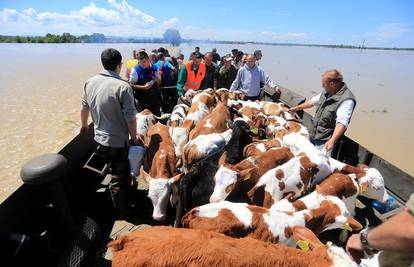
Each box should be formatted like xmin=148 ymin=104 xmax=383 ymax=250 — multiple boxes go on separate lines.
xmin=311 ymin=93 xmax=355 ymax=128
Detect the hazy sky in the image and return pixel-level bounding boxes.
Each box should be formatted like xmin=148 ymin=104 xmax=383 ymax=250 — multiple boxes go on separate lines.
xmin=1 ymin=0 xmax=413 ymax=47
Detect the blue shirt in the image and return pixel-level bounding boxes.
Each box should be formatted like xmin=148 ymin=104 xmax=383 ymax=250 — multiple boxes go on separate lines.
xmin=130 ymin=64 xmax=159 ymax=85
xmin=155 ymin=60 xmax=174 ymax=86
xmin=229 ymin=64 xmax=276 ymax=97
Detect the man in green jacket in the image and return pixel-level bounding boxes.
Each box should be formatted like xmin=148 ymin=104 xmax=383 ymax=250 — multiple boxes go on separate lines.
xmin=177 ymin=52 xmax=205 ymax=97
xmin=289 ymin=69 xmax=356 ymax=155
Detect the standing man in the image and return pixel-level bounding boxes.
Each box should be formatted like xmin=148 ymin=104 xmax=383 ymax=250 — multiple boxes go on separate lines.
xmin=129 ymin=51 xmax=162 ymax=116
xmin=253 ymin=49 xmax=262 ymax=66
xmin=155 ymin=52 xmax=177 ymax=113
xmin=176 ymin=51 xmax=206 ymax=97
xmin=289 ymin=69 xmax=356 ymax=154
xmin=229 ymin=54 xmax=280 ymax=101
xmin=218 ymin=55 xmax=237 ymax=89
xmin=211 ymin=48 xmax=221 ymax=64
xmin=81 ymin=48 xmax=138 ymax=219
xmin=200 ymin=52 xmax=219 ymax=90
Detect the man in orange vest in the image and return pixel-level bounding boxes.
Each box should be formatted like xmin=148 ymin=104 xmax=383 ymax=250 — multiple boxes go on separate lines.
xmin=176 ymin=51 xmax=206 ymax=98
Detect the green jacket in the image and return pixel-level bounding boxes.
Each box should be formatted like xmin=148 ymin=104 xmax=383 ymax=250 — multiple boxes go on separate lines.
xmin=176 ymin=66 xmax=188 ymax=96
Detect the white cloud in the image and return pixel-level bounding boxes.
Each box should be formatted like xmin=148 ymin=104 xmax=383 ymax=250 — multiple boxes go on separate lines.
xmin=0 ymin=1 xmax=308 ymax=44
xmin=162 ymin=17 xmax=181 ymax=29
xmin=0 ymin=1 xmax=157 ymax=35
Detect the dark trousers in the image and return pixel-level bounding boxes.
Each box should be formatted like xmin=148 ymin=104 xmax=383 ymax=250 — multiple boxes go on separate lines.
xmin=134 ymin=89 xmax=162 ymax=116
xmin=97 ymin=145 xmax=131 ymax=193
xmin=160 ymin=87 xmax=178 ymax=113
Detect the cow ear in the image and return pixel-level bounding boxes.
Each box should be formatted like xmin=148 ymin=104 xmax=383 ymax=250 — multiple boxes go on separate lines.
xmin=239 ymin=167 xmax=256 ymax=181
xmin=292 ymin=226 xmax=324 ymax=251
xmin=226 ymin=119 xmax=234 ymax=129
xmin=345 ymin=217 xmax=363 ymax=232
xmin=359 ymin=181 xmax=368 ymax=193
xmin=170 ymin=173 xmax=184 ymax=184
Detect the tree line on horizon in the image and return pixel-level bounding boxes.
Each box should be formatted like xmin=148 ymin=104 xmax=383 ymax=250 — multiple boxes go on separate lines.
xmin=0 ymin=30 xmax=412 ymax=51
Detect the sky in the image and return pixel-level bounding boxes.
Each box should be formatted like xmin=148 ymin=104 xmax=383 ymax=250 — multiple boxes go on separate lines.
xmin=0 ymin=0 xmax=413 ymax=47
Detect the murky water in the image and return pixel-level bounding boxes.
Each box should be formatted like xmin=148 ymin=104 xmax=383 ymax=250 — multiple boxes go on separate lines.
xmin=0 ymin=43 xmax=413 ymax=202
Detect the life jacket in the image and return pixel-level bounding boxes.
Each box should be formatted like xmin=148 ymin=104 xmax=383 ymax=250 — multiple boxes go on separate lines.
xmin=183 ymin=61 xmax=206 ymax=91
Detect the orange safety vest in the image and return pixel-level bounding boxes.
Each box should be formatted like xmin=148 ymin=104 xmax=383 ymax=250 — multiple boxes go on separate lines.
xmin=183 ymin=61 xmax=206 ymax=91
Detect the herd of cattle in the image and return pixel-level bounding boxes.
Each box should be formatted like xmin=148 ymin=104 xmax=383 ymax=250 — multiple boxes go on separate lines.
xmin=118 ymin=88 xmax=389 ymax=266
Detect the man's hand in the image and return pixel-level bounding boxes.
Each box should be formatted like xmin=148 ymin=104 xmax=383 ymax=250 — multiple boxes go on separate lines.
xmin=274 ymin=86 xmax=281 ymax=99
xmin=324 ymin=138 xmax=335 ymax=151
xmin=152 ymin=75 xmax=160 ymax=84
xmin=143 ymin=82 xmax=152 ymax=90
xmin=346 ymin=234 xmax=365 ymax=263
xmin=289 ymin=106 xmax=299 ymax=113
xmin=80 ymin=125 xmax=88 ymax=134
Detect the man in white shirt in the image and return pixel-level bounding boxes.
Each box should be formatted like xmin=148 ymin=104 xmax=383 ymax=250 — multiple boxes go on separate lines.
xmin=289 ymin=69 xmax=356 ymax=155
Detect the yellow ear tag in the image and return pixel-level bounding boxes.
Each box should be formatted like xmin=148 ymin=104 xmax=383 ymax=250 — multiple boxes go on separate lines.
xmin=229 ymin=94 xmax=236 ymax=100
xmin=243 ymin=173 xmax=251 ymax=181
xmin=359 ymin=185 xmax=366 ymax=193
xmin=343 ymin=223 xmax=353 ymax=232
xmin=296 ymin=240 xmax=310 ymax=252
xmin=251 ymin=128 xmax=259 ymax=135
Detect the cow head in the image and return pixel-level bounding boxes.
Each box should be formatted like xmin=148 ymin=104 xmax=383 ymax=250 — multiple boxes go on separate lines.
xmin=357 ymin=167 xmax=389 ymax=202
xmin=305 ymin=195 xmax=362 ymax=234
xmin=144 ymin=172 xmax=183 ymax=221
xmin=210 ymin=154 xmax=256 ymax=203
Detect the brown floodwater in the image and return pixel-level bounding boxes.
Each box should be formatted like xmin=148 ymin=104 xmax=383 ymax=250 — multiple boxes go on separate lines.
xmin=0 ymin=43 xmax=413 ymax=203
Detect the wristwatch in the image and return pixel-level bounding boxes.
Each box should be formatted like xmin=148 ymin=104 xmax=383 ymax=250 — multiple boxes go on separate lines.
xmin=360 ymin=229 xmax=379 ymax=254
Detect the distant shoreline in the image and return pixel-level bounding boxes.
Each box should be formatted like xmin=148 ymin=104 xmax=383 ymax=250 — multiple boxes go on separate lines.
xmin=1 ymin=33 xmax=413 ymax=51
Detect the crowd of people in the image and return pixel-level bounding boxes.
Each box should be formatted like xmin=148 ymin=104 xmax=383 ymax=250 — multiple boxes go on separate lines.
xmin=123 ymin=46 xmax=279 ymax=112
xmin=80 ymin=47 xmax=414 ymax=266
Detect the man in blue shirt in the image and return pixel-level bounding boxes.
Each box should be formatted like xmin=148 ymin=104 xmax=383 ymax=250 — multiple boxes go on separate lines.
xmin=155 ymin=52 xmax=177 ymax=113
xmin=129 ymin=51 xmax=162 ymax=116
xmin=230 ymin=54 xmax=281 ymax=101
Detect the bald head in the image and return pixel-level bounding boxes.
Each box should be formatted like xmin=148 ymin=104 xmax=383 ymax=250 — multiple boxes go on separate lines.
xmin=245 ymin=54 xmax=256 ymax=68
xmin=322 ymin=69 xmax=344 ymax=94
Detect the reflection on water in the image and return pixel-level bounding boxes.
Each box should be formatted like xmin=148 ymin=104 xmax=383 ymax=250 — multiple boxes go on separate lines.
xmin=0 ymin=43 xmax=413 ymax=202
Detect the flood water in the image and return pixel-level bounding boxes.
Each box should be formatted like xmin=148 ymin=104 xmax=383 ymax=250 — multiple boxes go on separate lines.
xmin=0 ymin=43 xmax=413 ymax=202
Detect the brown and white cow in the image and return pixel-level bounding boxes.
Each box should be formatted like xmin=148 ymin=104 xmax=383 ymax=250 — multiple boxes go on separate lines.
xmin=167 ymin=104 xmax=189 ymax=128
xmin=182 ymin=198 xmax=362 ymax=246
xmin=182 ymin=93 xmax=215 ymax=131
xmin=189 ymin=102 xmax=231 ymax=140
xmin=142 ymin=123 xmax=182 ymax=221
xmin=243 ymin=139 xmax=282 ymax=158
xmin=135 ymin=109 xmax=171 ymax=145
xmin=210 ymin=147 xmax=294 ymax=203
xmin=109 ymin=226 xmax=357 ymax=267
xmin=182 ymin=129 xmax=233 ymax=173
xmin=247 ymin=152 xmax=332 ymax=208
xmin=259 ymin=101 xmax=289 ymax=116
xmin=272 ymin=172 xmax=360 ymax=215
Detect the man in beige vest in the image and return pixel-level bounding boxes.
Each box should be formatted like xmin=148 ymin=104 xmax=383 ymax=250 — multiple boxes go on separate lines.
xmin=289 ymin=69 xmax=356 ymax=155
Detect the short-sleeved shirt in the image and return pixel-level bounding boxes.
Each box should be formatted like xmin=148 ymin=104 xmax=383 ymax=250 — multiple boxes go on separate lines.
xmin=155 ymin=60 xmax=174 ymax=86
xmin=82 ymin=70 xmax=137 ymax=148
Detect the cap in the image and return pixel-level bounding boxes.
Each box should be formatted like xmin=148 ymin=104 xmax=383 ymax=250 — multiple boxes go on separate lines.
xmin=224 ymin=55 xmax=232 ymax=61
